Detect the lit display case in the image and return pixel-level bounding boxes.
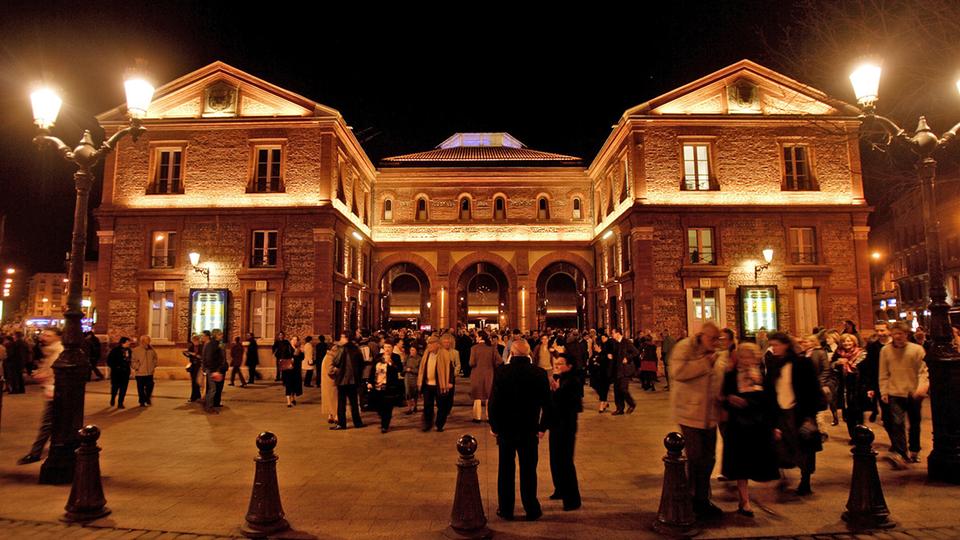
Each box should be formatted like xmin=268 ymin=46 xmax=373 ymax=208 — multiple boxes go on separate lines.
xmin=189 ymin=289 xmax=230 ymax=338
xmin=738 ymin=286 xmax=778 ymax=338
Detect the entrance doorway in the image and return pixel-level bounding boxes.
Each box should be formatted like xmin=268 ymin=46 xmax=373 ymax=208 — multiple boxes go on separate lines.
xmin=380 ymin=263 xmax=431 ymax=330
xmin=456 ymin=262 xmax=509 ymax=329
xmin=536 ymin=262 xmax=586 ymax=330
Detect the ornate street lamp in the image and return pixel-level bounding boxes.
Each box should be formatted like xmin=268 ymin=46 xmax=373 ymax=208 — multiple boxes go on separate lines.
xmin=189 ymin=251 xmax=211 ymax=286
xmin=31 ymin=72 xmax=154 ymax=484
xmin=850 ymin=60 xmax=960 ymax=484
xmin=754 ymin=247 xmax=774 ymax=283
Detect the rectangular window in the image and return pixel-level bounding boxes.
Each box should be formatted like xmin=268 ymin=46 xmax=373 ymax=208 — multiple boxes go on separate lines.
xmin=795 ymin=288 xmax=819 ymax=335
xmin=151 ymin=231 xmax=177 ymax=268
xmin=622 ymin=234 xmax=632 ymax=271
xmin=682 ymin=143 xmax=712 ymax=191
xmin=252 ymin=146 xmax=283 ymax=193
xmin=783 ymin=145 xmax=815 ymax=190
xmin=148 ymin=290 xmax=174 ymax=341
xmin=687 ymin=228 xmax=715 ymax=264
xmin=151 ymin=148 xmax=182 ymax=194
xmin=249 ymin=291 xmax=277 ymax=339
xmin=251 ymin=230 xmax=278 ymax=267
xmin=687 ymin=287 xmax=724 ymax=336
xmin=82 ymin=272 xmax=91 ymax=288
xmin=790 ymin=227 xmax=817 ymax=264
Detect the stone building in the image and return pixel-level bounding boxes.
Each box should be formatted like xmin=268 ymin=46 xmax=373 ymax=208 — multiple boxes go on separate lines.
xmin=94 ymin=60 xmax=873 ymax=370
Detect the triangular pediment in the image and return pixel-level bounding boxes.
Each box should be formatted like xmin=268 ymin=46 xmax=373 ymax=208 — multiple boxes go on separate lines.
xmin=623 ymin=60 xmax=859 ymax=118
xmin=97 ymin=61 xmax=341 ymax=122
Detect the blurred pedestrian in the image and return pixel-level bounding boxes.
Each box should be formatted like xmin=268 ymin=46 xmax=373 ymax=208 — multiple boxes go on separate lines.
xmin=107 ymin=337 xmax=132 ymax=409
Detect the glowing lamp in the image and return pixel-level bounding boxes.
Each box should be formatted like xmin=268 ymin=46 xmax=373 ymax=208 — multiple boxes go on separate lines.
xmin=42 ymin=297 xmax=49 ymax=303
xmin=871 ymin=251 xmax=881 ymax=261
xmin=189 ymin=251 xmax=201 ymax=266
xmin=6 ymin=268 xmax=14 ymax=274
xmin=31 ymin=88 xmax=63 ymax=129
xmin=762 ymin=247 xmax=774 ymax=264
xmin=124 ymin=76 xmax=155 ymax=119
xmin=155 ymin=234 xmax=165 ymax=242
xmin=849 ymin=62 xmax=882 ymax=107
xmin=4 ymin=278 xmax=11 ymax=284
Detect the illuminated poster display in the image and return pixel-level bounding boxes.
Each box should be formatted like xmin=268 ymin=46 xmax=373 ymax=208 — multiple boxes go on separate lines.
xmin=739 ymin=286 xmax=778 ymax=337
xmin=190 ymin=289 xmax=229 ymax=338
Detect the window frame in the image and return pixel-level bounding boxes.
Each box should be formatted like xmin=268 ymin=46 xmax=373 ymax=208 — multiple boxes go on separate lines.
xmin=680 ymin=141 xmax=717 ymax=191
xmin=781 ymin=143 xmax=818 ymax=191
xmin=686 ymin=227 xmax=716 ymax=265
xmin=147 ymin=143 xmax=187 ymax=195
xmin=147 ymin=290 xmax=174 ymax=342
xmin=493 ymin=196 xmax=507 ymax=221
xmin=248 ymin=290 xmax=277 ymax=340
xmin=789 ymin=226 xmax=818 ymax=264
xmin=382 ymin=198 xmax=393 ymax=221
xmin=572 ymin=197 xmax=582 ymax=220
xmin=458 ymin=196 xmax=472 ymax=221
xmin=248 ymin=141 xmax=286 ymax=193
xmin=150 ymin=231 xmax=178 ymax=269
xmin=415 ymin=196 xmax=429 ymax=221
xmin=250 ymin=229 xmax=279 ymax=268
xmin=537 ymin=196 xmax=551 ymax=220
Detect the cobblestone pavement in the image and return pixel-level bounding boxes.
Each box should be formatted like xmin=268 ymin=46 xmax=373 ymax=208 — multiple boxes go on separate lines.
xmin=0 ymin=376 xmax=957 ymax=539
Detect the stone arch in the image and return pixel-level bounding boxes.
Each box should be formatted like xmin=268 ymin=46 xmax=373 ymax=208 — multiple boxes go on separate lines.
xmin=528 ymin=251 xmax=596 ymax=330
xmin=372 ymin=253 xmax=440 ymax=330
xmin=447 ymin=251 xmax=519 ymax=329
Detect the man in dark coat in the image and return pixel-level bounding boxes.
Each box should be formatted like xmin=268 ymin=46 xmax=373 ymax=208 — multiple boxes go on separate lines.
xmin=611 ymin=328 xmax=638 ymax=415
xmin=330 ymin=336 xmax=365 ymax=430
xmin=107 ymin=337 xmax=132 ymax=408
xmin=548 ymin=354 xmax=583 ymax=511
xmin=862 ymin=323 xmax=889 ymax=422
xmin=6 ymin=331 xmax=29 ymax=393
xmin=245 ymin=333 xmax=260 ymax=383
xmin=456 ymin=330 xmax=473 ymax=377
xmin=84 ymin=331 xmax=104 ymax=381
xmin=201 ymin=331 xmax=226 ymax=414
xmin=488 ymin=339 xmax=551 ymax=521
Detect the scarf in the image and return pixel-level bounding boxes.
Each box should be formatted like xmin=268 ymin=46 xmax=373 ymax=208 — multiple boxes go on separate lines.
xmin=837 ymin=346 xmax=864 ymax=374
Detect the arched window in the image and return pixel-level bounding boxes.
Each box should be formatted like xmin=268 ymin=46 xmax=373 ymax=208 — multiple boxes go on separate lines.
xmin=537 ymin=197 xmax=550 ymax=220
xmin=459 ymin=197 xmax=471 ymax=220
xmin=383 ymin=199 xmax=393 ymax=221
xmin=415 ymin=197 xmax=428 ymax=221
xmin=572 ymin=197 xmax=582 ymax=220
xmin=493 ymin=196 xmax=506 ymax=220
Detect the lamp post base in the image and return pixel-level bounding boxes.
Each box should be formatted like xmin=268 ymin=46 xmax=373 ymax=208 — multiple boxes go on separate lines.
xmin=38 ymin=348 xmax=89 ymax=486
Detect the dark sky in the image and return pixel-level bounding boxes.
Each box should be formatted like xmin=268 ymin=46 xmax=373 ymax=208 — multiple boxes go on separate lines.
xmin=0 ymin=1 xmax=807 ymax=277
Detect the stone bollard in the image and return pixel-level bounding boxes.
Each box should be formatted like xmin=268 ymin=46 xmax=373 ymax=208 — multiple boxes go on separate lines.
xmin=652 ymin=432 xmax=699 ymax=538
xmin=444 ymin=434 xmax=492 ymax=540
xmin=62 ymin=425 xmax=111 ymax=523
xmin=241 ymin=432 xmax=290 ymax=538
xmin=842 ymin=425 xmax=896 ymax=531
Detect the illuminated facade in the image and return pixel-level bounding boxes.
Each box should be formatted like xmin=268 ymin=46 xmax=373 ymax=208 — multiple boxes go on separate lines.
xmin=95 ymin=60 xmax=872 ymax=368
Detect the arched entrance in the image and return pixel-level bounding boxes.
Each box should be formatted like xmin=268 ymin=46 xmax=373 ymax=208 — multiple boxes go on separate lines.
xmin=536 ymin=262 xmax=587 ymax=330
xmin=380 ymin=263 xmax=431 ymax=330
xmin=456 ymin=262 xmax=510 ymax=330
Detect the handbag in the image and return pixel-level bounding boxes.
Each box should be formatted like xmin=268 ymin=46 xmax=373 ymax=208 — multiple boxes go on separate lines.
xmin=279 ymin=359 xmax=294 ymax=371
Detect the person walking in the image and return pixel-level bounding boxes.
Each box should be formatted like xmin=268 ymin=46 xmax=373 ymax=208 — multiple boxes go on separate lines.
xmin=272 ymin=331 xmax=292 ymax=382
xmin=6 ymin=332 xmax=29 ymax=393
xmin=879 ymin=321 xmax=929 ymax=468
xmin=669 ymin=322 xmax=725 ymax=520
xmin=321 ymin=335 xmax=343 ymax=424
xmin=469 ymin=332 xmax=500 ymax=422
xmin=107 ymin=337 xmax=133 ymax=409
xmin=661 ymin=329 xmax=676 ymax=391
xmin=131 ymin=335 xmax=158 ymax=407
xmin=833 ymin=333 xmax=870 ymax=440
xmin=533 ymin=334 xmax=553 ymax=371
xmin=610 ymin=328 xmax=637 ymax=415
xmin=84 ymin=331 xmax=105 ymax=381
xmin=313 ymin=335 xmax=328 ymax=389
xmin=589 ymin=333 xmax=615 ymax=413
xmin=229 ymin=336 xmax=247 ymax=387
xmin=403 ymin=344 xmax=421 ymax=415
xmin=719 ymin=343 xmax=779 ymax=517
xmin=638 ymin=335 xmax=659 ymax=391
xmin=245 ymin=333 xmax=261 ymax=383
xmin=281 ymin=336 xmax=303 ymax=407
xmin=863 ymin=323 xmax=890 ymax=423
xmin=418 ymin=336 xmax=451 ymax=431
xmin=367 ymin=342 xmax=404 ymax=433
xmin=548 ymin=354 xmax=583 ymax=512
xmin=201 ymin=331 xmax=226 ymax=414
xmin=330 ymin=335 xmax=364 ymax=430
xmin=302 ymin=336 xmax=316 ymax=387
xmin=185 ymin=335 xmax=203 ymax=402
xmin=211 ymin=330 xmax=228 ymax=407
xmin=17 ymin=328 xmax=63 ymax=464
xmin=489 ymin=338 xmax=551 ymax=521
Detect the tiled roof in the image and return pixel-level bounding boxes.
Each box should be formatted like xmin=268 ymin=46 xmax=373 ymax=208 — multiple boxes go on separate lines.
xmin=381 ymin=146 xmax=582 ymax=165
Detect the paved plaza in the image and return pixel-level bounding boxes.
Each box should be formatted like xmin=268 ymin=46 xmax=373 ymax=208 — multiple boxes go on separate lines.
xmin=0 ymin=377 xmax=957 ymax=539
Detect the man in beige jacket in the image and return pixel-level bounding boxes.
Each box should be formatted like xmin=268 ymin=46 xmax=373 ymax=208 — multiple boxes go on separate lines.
xmin=669 ymin=322 xmax=725 ymax=520
xmin=879 ymin=322 xmax=929 ymax=468
xmin=131 ymin=335 xmax=159 ymax=407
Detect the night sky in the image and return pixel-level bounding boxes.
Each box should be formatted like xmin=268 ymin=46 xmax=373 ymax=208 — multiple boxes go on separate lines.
xmin=0 ymin=1 xmax=953 ymax=284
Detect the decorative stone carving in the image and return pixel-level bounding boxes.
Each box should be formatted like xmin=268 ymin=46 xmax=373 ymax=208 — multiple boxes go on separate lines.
xmin=203 ymin=81 xmax=238 ymax=117
xmin=631 ymin=226 xmax=654 ymax=241
xmin=97 ymin=230 xmax=115 ymax=245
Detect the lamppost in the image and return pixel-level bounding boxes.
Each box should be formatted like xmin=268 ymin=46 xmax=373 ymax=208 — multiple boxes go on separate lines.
xmin=849 ymin=61 xmax=960 ymax=484
xmin=754 ymin=247 xmax=774 ymax=283
xmin=189 ymin=251 xmax=211 ymax=287
xmin=30 ymin=74 xmax=154 ymax=484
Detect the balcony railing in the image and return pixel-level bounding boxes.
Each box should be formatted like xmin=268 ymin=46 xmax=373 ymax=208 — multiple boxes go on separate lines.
xmin=151 ymin=254 xmax=176 ymax=268
xmin=791 ymin=250 xmax=817 ymax=264
xmin=689 ymin=249 xmax=715 ymax=264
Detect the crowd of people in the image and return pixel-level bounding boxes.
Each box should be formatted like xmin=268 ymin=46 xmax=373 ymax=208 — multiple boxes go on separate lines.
xmin=1 ymin=318 xmax=953 ymax=523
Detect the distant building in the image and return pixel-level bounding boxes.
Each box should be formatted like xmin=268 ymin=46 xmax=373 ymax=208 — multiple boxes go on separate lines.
xmin=24 ymin=264 xmax=97 ymax=329
xmin=94 ymin=60 xmax=873 ymax=370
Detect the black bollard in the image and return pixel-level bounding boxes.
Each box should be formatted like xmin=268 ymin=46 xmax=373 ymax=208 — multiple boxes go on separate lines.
xmin=842 ymin=425 xmax=896 ymax=531
xmin=652 ymin=432 xmax=699 ymax=538
xmin=62 ymin=425 xmax=110 ymax=523
xmin=444 ymin=434 xmax=492 ymax=540
xmin=241 ymin=432 xmax=290 ymax=538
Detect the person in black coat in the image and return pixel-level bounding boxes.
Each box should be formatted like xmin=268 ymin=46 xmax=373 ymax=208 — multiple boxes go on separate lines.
xmin=611 ymin=328 xmax=638 ymax=415
xmin=548 ymin=355 xmax=583 ymax=511
xmin=245 ymin=333 xmax=261 ymax=383
xmin=84 ymin=331 xmax=104 ymax=381
xmin=488 ymin=339 xmax=551 ymax=521
xmin=590 ymin=333 xmax=616 ymax=413
xmin=764 ymin=332 xmax=826 ymax=496
xmin=330 ymin=336 xmax=365 ymax=430
xmin=366 ymin=342 xmax=405 ymax=433
xmin=272 ymin=331 xmax=293 ymax=382
xmin=107 ymin=337 xmax=132 ymax=408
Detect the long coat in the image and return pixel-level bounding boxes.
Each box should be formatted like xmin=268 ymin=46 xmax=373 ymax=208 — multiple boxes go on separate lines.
xmin=469 ymin=343 xmax=500 ymax=400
